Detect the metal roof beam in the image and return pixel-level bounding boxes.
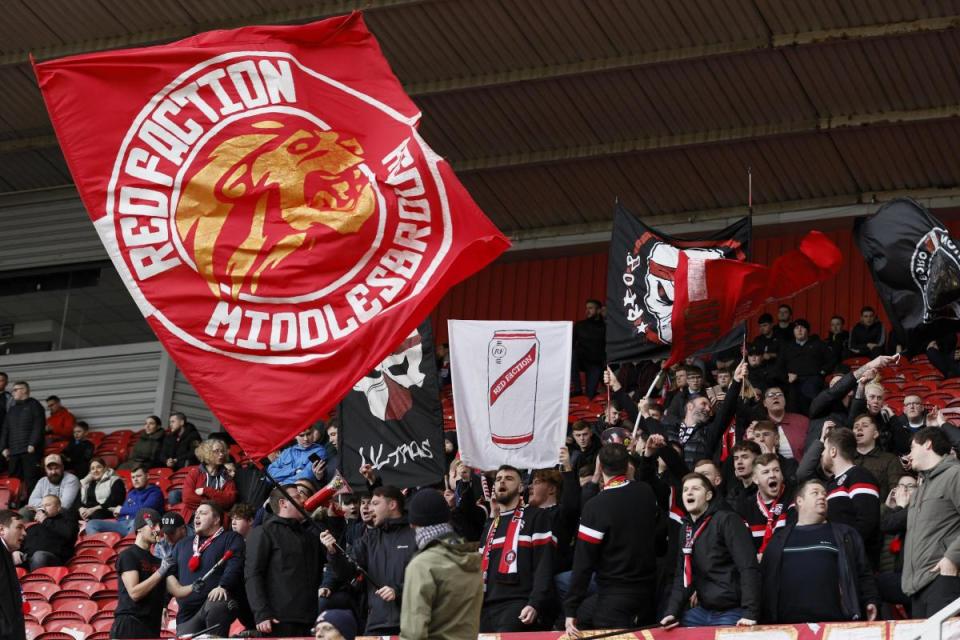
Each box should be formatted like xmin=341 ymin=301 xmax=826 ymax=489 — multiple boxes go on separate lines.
xmin=0 ymin=0 xmax=432 ymax=67
xmin=406 ymin=15 xmax=960 ymax=96
xmin=454 ymin=105 xmax=960 ymax=173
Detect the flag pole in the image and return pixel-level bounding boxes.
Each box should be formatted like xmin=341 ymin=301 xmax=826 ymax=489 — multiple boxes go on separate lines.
xmin=632 ymin=367 xmax=664 ymax=441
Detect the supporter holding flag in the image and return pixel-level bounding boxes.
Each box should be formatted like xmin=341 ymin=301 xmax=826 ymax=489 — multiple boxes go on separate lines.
xmin=736 ymin=453 xmax=794 ymax=556
xmin=902 ymin=428 xmax=960 ymax=617
xmin=165 ymin=501 xmax=245 ymax=636
xmin=321 ymin=485 xmax=416 ymax=636
xmin=246 ymin=485 xmax=324 ymax=637
xmin=660 ymin=473 xmax=760 ymax=628
xmin=564 ymin=443 xmax=664 ymax=637
xmin=475 ymin=465 xmax=555 ymax=633
xmin=111 ymin=508 xmax=173 ymax=639
xmin=760 ymin=479 xmax=879 ymax=623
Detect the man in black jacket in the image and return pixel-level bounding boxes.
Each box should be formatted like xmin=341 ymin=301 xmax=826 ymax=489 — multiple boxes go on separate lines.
xmin=161 ymin=413 xmax=202 ymax=470
xmin=20 ymin=495 xmax=78 ymax=569
xmin=761 ymin=479 xmax=879 ymax=623
xmin=847 ymin=307 xmax=886 ymax=358
xmin=0 ymin=509 xmax=27 ymax=640
xmin=779 ymin=320 xmax=836 ymax=414
xmin=245 ymin=485 xmax=323 ymax=637
xmin=322 ymin=485 xmax=416 ymax=636
xmin=0 ymin=381 xmax=45 ymax=493
xmin=565 ymin=444 xmax=663 ymax=637
xmin=571 ymin=299 xmax=605 ymax=399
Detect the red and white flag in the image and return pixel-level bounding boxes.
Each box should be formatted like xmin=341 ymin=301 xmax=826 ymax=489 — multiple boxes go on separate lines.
xmin=667 ymin=231 xmax=842 ymax=367
xmin=34 ymin=13 xmax=509 ymax=457
xmin=449 ymin=320 xmax=571 ymax=470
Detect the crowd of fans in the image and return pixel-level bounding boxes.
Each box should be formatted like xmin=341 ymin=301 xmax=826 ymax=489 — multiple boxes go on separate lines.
xmin=3 ymin=300 xmax=960 ymax=639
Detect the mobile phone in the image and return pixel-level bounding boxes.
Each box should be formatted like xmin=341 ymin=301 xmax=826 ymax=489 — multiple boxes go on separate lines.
xmin=308 ymin=452 xmax=324 ymax=464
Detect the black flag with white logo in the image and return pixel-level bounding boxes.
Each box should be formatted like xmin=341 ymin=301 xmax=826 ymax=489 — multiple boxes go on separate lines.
xmin=606 ymin=203 xmax=751 ymax=363
xmin=340 ymin=320 xmax=445 ymax=491
xmin=854 ymin=198 xmax=960 ymax=353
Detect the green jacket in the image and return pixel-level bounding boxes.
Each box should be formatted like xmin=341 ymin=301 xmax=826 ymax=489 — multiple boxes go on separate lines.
xmin=400 ymin=535 xmax=482 ymax=640
xmin=902 ymin=457 xmax=960 ymax=596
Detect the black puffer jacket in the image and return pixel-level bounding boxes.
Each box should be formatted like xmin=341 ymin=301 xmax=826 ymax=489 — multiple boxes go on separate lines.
xmin=329 ymin=517 xmax=417 ymax=634
xmin=0 ymin=398 xmax=45 ymax=455
xmin=160 ymin=422 xmax=202 ymax=470
xmin=658 ymin=379 xmax=742 ymax=468
xmin=664 ymin=499 xmax=761 ymax=621
xmin=244 ymin=515 xmax=323 ymax=626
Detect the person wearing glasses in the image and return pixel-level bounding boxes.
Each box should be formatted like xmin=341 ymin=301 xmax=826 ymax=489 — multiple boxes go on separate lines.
xmin=876 ymin=474 xmax=918 ymax=612
xmin=760 ymin=386 xmax=808 ymax=461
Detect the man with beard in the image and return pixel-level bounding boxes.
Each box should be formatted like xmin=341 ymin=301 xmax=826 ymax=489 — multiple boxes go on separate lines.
xmin=660 ymin=362 xmax=745 ymax=468
xmin=760 ymin=480 xmax=879 ymax=623
xmin=26 ymin=454 xmax=80 ymax=514
xmin=736 ymin=454 xmax=793 ymax=557
xmin=799 ymin=427 xmax=881 ymax=563
xmin=760 ymin=387 xmax=808 ymax=461
xmin=478 ymin=465 xmax=555 ymax=633
xmin=322 ymin=486 xmax=415 ymax=636
xmin=571 ymin=299 xmax=605 ymax=399
xmin=565 ymin=444 xmax=663 ymax=637
xmin=161 ymin=412 xmax=202 ymax=471
xmin=852 ymin=414 xmax=903 ymax=499
xmin=165 ymin=501 xmax=245 ymax=636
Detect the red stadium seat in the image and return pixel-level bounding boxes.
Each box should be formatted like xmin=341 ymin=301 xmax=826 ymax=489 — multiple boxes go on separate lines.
xmin=87 ymin=633 xmax=110 ymax=640
xmin=76 ymin=532 xmax=121 ymax=551
xmin=113 ymin=469 xmax=132 ymax=489
xmin=86 ymin=432 xmax=105 ymax=447
xmin=16 ymin=566 xmax=27 ymax=580
xmin=0 ymin=477 xmax=21 ymax=500
xmin=51 ymin=599 xmax=98 ymax=622
xmin=90 ymin=616 xmax=114 ymax=633
xmin=0 ymin=488 xmax=11 ymax=509
xmin=40 ymin=611 xmax=84 ymax=627
xmin=51 ymin=585 xmax=104 ymax=604
xmin=97 ymin=600 xmax=117 ymax=612
xmin=90 ymin=589 xmax=117 ymax=604
xmin=45 ymin=621 xmax=94 ymax=637
xmin=22 ymin=567 xmax=68 ymax=584
xmin=25 ymin=621 xmax=44 ymax=640
xmin=72 ymin=547 xmax=117 ymax=565
xmin=35 ymin=632 xmax=83 ymax=640
xmin=22 ymin=582 xmax=60 ymax=601
xmin=25 ymin=601 xmax=52 ymax=623
xmin=63 ymin=563 xmax=111 ymax=583
xmin=149 ymin=467 xmax=173 ymax=479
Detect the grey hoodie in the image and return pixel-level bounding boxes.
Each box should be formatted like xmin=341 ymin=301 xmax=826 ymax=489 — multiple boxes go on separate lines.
xmin=902 ymin=456 xmax=960 ymax=596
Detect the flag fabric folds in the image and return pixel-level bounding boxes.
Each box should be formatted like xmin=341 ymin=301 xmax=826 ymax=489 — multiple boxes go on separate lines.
xmin=606 ymin=203 xmax=750 ymax=364
xmin=668 ymin=231 xmax=842 ymax=367
xmin=339 ymin=321 xmax=445 ymax=491
xmin=33 ymin=13 xmax=510 ymax=457
xmin=855 ymin=197 xmax=960 ymax=354
xmin=449 ymin=320 xmax=571 ymax=471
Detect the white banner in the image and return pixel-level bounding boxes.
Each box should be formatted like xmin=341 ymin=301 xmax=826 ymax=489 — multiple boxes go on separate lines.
xmin=449 ymin=320 xmax=571 ymax=470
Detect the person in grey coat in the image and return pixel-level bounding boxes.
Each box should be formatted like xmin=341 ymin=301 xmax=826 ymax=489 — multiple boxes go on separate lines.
xmin=901 ymin=427 xmax=960 ymax=617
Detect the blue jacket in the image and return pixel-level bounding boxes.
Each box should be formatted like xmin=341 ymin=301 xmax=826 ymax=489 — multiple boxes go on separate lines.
xmin=172 ymin=530 xmax=245 ymax=621
xmin=267 ymin=442 xmax=326 ymax=484
xmin=117 ymin=484 xmax=165 ymax=521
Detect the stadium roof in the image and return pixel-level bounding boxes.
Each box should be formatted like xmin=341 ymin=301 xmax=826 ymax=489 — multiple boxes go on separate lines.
xmin=2 ymin=0 xmax=960 ymax=245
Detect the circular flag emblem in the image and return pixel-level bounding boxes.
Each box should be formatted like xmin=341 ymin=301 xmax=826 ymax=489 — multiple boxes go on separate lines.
xmin=106 ymin=52 xmax=451 ymax=363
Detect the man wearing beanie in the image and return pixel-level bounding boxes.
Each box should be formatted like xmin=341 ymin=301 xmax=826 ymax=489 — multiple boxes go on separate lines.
xmin=400 ymin=489 xmax=482 ymax=640
xmin=314 ymin=609 xmax=357 ymax=640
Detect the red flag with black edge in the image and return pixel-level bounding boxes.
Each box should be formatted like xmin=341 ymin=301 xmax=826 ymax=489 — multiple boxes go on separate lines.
xmin=667 ymin=231 xmax=841 ymax=368
xmin=33 ymin=13 xmax=510 ymax=458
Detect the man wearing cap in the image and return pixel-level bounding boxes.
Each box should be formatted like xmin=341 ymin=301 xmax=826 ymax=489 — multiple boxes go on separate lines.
xmin=112 ymin=508 xmax=175 ymax=639
xmin=315 ymin=610 xmax=357 ymax=640
xmin=25 ymin=454 xmax=80 ymax=514
xmin=155 ymin=511 xmax=188 ymax=561
xmin=779 ymin=319 xmax=836 ymax=415
xmin=752 ymin=313 xmax=780 ymax=363
xmin=0 ymin=509 xmax=27 ymax=640
xmin=0 ymin=381 xmax=45 ymax=493
xmin=400 ymin=489 xmax=482 ymax=640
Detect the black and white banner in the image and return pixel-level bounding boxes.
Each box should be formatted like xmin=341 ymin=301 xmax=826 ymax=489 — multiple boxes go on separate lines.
xmin=340 ymin=321 xmax=445 ymax=491
xmin=449 ymin=320 xmax=571 ymax=470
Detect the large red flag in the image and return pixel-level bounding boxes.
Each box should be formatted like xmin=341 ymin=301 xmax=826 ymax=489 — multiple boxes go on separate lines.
xmin=667 ymin=231 xmax=841 ymax=368
xmin=33 ymin=13 xmax=509 ymax=457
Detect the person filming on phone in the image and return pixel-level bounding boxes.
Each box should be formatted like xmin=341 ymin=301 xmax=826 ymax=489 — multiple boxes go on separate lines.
xmin=268 ymin=425 xmax=328 ymax=485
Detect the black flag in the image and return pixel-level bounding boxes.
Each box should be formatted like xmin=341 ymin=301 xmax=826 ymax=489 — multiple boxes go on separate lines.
xmin=340 ymin=321 xmax=445 ymax=491
xmin=854 ymin=197 xmax=960 ymax=353
xmin=606 ymin=203 xmax=751 ymax=363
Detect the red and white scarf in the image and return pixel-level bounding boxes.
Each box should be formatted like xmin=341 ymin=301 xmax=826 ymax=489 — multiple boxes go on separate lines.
xmin=188 ymin=527 xmax=223 ymax=573
xmin=681 ymin=516 xmax=711 ymax=588
xmin=603 ymin=475 xmax=628 ymax=490
xmin=481 ymin=505 xmax=524 ymax=589
xmin=756 ymin=487 xmax=784 ymax=554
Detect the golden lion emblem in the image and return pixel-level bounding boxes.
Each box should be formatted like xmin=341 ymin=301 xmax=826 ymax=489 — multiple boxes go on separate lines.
xmin=175 ymin=120 xmax=375 ymax=299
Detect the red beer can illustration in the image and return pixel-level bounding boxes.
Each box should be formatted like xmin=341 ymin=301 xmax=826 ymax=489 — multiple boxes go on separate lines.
xmin=487 ymin=330 xmax=540 ymax=448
